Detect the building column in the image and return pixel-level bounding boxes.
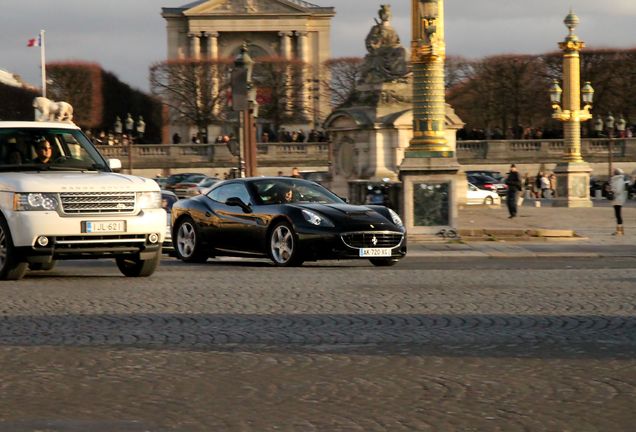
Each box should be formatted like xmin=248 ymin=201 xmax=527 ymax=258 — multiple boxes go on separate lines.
xmin=296 ymin=31 xmax=311 ymax=121
xmin=205 ymin=31 xmax=219 ymax=59
xmin=279 ymin=32 xmax=294 ymax=115
xmin=205 ymin=32 xmax=221 ymax=116
xmin=188 ymin=32 xmax=201 ymax=60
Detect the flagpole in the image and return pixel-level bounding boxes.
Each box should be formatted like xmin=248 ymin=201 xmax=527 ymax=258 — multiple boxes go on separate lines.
xmin=40 ymin=29 xmax=46 ymax=98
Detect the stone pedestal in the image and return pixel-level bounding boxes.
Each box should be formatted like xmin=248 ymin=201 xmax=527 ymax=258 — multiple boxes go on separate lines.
xmin=399 ymin=156 xmax=461 ymax=235
xmin=552 ymin=162 xmax=593 ymax=207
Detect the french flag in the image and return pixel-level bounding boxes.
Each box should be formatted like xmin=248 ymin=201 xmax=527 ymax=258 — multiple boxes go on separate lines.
xmin=27 ymin=35 xmax=41 ymax=47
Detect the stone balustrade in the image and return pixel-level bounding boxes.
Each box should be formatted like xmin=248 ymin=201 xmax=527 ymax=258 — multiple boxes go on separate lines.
xmin=96 ymin=138 xmax=635 ymax=171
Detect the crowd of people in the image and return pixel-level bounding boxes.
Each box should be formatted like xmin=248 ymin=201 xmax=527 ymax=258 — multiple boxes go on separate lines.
xmin=458 ymin=124 xmax=635 ymax=141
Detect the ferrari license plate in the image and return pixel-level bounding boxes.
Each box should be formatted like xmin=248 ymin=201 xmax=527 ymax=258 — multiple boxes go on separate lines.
xmin=83 ymin=220 xmax=126 ymax=233
xmin=359 ymin=248 xmax=392 ymax=257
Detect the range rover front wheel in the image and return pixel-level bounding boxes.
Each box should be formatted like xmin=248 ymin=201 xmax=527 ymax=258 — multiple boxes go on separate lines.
xmin=0 ymin=217 xmax=28 ymax=280
xmin=116 ymin=249 xmax=161 ymax=277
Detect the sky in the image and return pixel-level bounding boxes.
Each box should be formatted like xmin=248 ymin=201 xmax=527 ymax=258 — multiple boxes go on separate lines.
xmin=1 ymin=0 xmax=635 ymax=92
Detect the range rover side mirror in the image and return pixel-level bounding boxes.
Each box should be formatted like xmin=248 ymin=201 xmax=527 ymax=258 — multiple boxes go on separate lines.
xmin=108 ymin=158 xmax=122 ymax=171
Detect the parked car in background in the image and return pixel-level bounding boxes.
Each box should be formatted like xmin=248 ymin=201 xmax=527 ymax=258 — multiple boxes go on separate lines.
xmin=171 ymin=177 xmax=407 ymax=267
xmin=153 ymin=176 xmax=168 ymax=189
xmin=161 ymin=190 xmax=179 ymax=255
xmin=466 ymin=170 xmax=504 ymax=182
xmin=174 ymin=176 xmax=220 ymax=199
xmin=467 ymin=173 xmax=508 ymax=197
xmin=466 ymin=182 xmax=500 ymax=205
xmin=164 ymin=172 xmax=206 ymax=192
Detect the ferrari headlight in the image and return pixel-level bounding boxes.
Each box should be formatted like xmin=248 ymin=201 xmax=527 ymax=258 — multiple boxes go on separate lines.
xmin=302 ymin=209 xmax=334 ymax=227
xmin=14 ymin=193 xmax=59 ymax=211
xmin=388 ymin=208 xmax=403 ymax=227
xmin=137 ymin=191 xmax=162 ymax=209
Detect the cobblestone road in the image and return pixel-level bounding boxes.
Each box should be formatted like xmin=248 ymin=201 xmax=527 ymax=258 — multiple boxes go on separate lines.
xmin=0 ymin=257 xmax=635 ymax=431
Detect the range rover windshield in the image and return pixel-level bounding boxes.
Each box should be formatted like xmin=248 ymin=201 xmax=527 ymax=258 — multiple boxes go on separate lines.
xmin=0 ymin=127 xmax=110 ymax=172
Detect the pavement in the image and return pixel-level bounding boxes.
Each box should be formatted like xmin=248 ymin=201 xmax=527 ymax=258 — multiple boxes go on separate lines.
xmin=408 ymin=198 xmax=636 ymax=258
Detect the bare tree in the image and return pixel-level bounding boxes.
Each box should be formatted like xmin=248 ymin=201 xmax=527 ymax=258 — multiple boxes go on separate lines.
xmin=149 ymin=58 xmax=233 ymax=140
xmin=447 ymin=54 xmax=549 ymax=137
xmin=251 ymin=56 xmax=311 ymax=132
xmin=320 ymin=57 xmax=364 ymax=109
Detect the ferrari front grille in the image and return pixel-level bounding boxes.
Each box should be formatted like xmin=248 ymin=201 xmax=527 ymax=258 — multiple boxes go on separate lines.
xmin=341 ymin=231 xmax=403 ymax=249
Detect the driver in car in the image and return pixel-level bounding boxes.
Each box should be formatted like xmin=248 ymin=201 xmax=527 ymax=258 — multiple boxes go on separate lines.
xmin=32 ymin=138 xmax=53 ymax=164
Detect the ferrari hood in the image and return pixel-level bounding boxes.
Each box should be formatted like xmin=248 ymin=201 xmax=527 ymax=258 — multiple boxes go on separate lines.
xmin=298 ymin=203 xmax=397 ymax=229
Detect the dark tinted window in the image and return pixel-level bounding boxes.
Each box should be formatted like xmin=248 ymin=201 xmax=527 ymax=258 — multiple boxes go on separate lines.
xmin=208 ymin=183 xmax=252 ymax=205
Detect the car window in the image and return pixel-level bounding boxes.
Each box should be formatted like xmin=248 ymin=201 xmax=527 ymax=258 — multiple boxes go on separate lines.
xmin=208 ymin=183 xmax=252 ymax=205
xmin=0 ymin=127 xmax=108 ymax=171
xmin=252 ymin=178 xmax=343 ymax=205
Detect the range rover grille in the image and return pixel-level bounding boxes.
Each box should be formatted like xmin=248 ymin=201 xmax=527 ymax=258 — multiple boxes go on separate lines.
xmin=60 ymin=192 xmax=136 ymax=214
xmin=341 ymin=231 xmax=403 ymax=249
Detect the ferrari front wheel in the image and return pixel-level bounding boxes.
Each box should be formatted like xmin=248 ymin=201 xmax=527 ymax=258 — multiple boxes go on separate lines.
xmin=268 ymin=221 xmax=303 ymax=267
xmin=175 ymin=217 xmax=208 ymax=263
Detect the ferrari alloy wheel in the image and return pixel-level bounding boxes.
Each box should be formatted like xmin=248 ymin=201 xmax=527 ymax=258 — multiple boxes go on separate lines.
xmin=0 ymin=217 xmax=27 ymax=280
xmin=175 ymin=217 xmax=208 ymax=263
xmin=268 ymin=221 xmax=303 ymax=267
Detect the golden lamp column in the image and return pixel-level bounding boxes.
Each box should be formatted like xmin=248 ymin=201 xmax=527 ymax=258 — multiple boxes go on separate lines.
xmin=550 ymin=11 xmax=594 ymax=207
xmin=406 ymin=0 xmax=453 ymax=158
xmin=552 ymin=12 xmax=593 ymax=161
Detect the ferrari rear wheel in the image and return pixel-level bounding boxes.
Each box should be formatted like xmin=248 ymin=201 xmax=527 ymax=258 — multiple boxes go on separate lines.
xmin=268 ymin=221 xmax=303 ymax=267
xmin=175 ymin=217 xmax=208 ymax=263
xmin=369 ymin=258 xmax=399 ymax=267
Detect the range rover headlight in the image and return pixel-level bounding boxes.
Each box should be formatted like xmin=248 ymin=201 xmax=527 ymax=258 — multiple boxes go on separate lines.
xmin=388 ymin=208 xmax=403 ymax=227
xmin=14 ymin=193 xmax=59 ymax=211
xmin=301 ymin=209 xmax=334 ymax=227
xmin=137 ymin=191 xmax=162 ymax=209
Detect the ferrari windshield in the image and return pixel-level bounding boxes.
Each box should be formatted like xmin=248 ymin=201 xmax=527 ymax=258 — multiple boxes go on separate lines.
xmin=0 ymin=127 xmax=110 ymax=172
xmin=251 ymin=178 xmax=344 ymax=205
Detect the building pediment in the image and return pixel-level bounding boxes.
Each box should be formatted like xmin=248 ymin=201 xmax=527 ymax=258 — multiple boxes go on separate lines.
xmin=179 ymin=0 xmax=331 ymax=16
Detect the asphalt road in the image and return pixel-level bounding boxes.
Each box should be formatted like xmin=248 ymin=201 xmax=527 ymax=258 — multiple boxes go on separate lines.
xmin=0 ymin=256 xmax=635 ymax=431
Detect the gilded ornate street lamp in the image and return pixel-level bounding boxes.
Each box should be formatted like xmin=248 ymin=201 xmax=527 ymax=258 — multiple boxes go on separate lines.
xmin=398 ymin=0 xmax=461 ymax=235
xmin=549 ymin=10 xmax=594 ymax=207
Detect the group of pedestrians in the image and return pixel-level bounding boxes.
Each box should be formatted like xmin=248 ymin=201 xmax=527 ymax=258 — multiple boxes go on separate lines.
xmin=523 ymin=171 xmax=557 ymax=199
xmin=505 ymin=164 xmax=631 ymax=236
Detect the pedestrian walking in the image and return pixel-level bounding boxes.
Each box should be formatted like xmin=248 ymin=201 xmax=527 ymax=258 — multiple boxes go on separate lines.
xmin=505 ymin=164 xmax=522 ymax=218
xmin=548 ymin=173 xmax=557 ymax=197
xmin=610 ymin=168 xmax=629 ymax=236
xmin=540 ymin=173 xmax=551 ymax=198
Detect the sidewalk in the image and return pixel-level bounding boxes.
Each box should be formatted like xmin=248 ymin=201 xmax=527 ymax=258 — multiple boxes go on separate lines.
xmin=408 ymin=199 xmax=636 ymax=258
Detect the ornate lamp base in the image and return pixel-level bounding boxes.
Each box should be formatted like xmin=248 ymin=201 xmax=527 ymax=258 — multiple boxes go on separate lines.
xmin=399 ymin=156 xmax=461 ymax=235
xmin=551 ymin=162 xmax=593 ymax=208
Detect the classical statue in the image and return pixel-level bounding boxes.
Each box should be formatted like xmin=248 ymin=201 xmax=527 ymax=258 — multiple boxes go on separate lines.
xmin=33 ymin=97 xmax=74 ymax=122
xmin=358 ymin=5 xmax=409 ymax=84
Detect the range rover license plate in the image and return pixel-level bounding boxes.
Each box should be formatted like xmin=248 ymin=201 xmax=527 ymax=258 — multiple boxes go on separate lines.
xmin=83 ymin=220 xmax=126 ymax=233
xmin=359 ymin=248 xmax=392 ymax=257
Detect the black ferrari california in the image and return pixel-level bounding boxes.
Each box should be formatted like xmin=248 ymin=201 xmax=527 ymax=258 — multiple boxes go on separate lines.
xmin=171 ymin=177 xmax=407 ymax=266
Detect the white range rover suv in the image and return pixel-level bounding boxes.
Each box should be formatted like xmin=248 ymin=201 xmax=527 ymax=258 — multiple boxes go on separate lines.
xmin=0 ymin=121 xmax=165 ymax=280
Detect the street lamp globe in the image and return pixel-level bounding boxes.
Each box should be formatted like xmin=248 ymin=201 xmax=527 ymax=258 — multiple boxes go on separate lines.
xmin=616 ymin=115 xmax=627 ymax=133
xmin=605 ymin=113 xmax=615 ymax=130
xmin=593 ymin=116 xmax=604 ymax=135
xmin=549 ymin=80 xmax=563 ymax=105
xmin=581 ymin=81 xmax=594 ymax=105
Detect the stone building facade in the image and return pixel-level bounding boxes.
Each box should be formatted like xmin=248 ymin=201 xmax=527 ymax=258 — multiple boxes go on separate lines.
xmin=161 ymin=0 xmax=335 ymax=141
